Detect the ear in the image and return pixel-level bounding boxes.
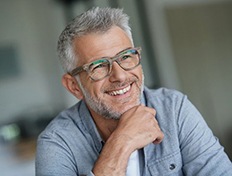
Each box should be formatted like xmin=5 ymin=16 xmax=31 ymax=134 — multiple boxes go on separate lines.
xmin=62 ymin=74 xmax=84 ymax=100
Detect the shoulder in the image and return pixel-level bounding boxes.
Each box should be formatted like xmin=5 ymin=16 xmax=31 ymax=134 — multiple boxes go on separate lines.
xmin=143 ymin=87 xmax=186 ymax=110
xmin=142 ymin=87 xmax=196 ymax=136
xmin=38 ymin=101 xmax=85 ymax=142
xmin=144 ymin=86 xmax=184 ymax=99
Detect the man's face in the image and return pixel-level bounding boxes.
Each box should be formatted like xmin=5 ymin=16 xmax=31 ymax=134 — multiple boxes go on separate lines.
xmin=73 ymin=26 xmax=144 ymax=119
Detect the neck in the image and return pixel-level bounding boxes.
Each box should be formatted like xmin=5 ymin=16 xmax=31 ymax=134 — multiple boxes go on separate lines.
xmin=89 ymin=109 xmax=119 ymax=142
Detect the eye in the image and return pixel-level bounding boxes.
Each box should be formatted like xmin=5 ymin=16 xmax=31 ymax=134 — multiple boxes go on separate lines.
xmin=89 ymin=59 xmax=109 ymax=72
xmin=119 ymin=49 xmax=138 ymax=61
xmin=93 ymin=63 xmax=107 ymax=70
xmin=121 ymin=55 xmax=131 ymax=60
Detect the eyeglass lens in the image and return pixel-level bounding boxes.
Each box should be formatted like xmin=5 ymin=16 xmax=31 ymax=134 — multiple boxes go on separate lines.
xmin=89 ymin=48 xmax=140 ymax=80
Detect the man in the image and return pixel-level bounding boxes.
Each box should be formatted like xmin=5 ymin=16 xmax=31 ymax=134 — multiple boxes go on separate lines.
xmin=36 ymin=7 xmax=232 ymax=176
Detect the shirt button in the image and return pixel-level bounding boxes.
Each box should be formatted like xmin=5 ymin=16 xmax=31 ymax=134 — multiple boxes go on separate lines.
xmin=169 ymin=163 xmax=176 ymax=170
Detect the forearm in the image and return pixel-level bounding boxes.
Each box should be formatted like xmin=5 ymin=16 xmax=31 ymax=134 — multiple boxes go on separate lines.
xmin=92 ymin=133 xmax=134 ymax=176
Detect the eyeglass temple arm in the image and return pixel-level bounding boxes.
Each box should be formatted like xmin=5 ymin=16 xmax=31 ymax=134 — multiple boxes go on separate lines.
xmin=69 ymin=66 xmax=84 ymax=76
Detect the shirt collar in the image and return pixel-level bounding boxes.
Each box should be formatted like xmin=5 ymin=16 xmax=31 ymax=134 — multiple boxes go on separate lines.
xmin=79 ymin=101 xmax=103 ymax=153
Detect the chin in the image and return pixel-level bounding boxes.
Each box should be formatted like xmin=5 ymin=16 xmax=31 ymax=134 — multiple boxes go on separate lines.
xmin=116 ymin=102 xmax=139 ymax=116
xmin=100 ymin=103 xmax=137 ymax=120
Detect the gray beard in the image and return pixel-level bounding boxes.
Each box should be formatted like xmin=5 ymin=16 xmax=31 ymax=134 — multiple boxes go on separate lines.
xmin=76 ymin=75 xmax=144 ymax=120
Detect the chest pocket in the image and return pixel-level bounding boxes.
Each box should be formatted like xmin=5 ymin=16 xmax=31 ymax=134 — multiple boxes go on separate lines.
xmin=147 ymin=151 xmax=183 ymax=176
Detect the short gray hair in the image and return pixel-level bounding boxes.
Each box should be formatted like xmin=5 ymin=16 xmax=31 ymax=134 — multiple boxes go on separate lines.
xmin=57 ymin=7 xmax=133 ymax=73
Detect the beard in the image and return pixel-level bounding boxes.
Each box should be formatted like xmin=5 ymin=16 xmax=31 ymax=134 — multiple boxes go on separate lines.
xmin=76 ymin=74 xmax=144 ymax=120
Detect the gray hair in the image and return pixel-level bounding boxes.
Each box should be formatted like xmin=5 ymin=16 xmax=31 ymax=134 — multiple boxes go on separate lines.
xmin=57 ymin=7 xmax=133 ymax=73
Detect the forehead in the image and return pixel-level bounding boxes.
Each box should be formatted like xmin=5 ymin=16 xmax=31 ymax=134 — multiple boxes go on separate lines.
xmin=73 ymin=26 xmax=133 ymax=65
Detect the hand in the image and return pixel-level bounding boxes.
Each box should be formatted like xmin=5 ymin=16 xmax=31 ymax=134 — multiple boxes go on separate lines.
xmin=113 ymin=105 xmax=164 ymax=151
xmin=92 ymin=105 xmax=164 ymax=176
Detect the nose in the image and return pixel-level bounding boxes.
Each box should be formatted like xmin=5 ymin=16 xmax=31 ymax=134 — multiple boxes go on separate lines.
xmin=109 ymin=62 xmax=128 ymax=82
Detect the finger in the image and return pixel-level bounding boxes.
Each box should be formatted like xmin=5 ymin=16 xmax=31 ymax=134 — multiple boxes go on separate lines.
xmin=143 ymin=106 xmax=156 ymax=116
xmin=153 ymin=131 xmax=164 ymax=144
xmin=154 ymin=123 xmax=161 ymax=131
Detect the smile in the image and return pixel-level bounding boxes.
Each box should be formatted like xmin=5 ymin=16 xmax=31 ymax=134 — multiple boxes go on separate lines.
xmin=108 ymin=85 xmax=131 ymax=96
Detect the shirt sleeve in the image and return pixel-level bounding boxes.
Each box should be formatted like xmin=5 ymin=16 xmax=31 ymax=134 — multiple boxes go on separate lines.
xmin=35 ymin=132 xmax=79 ymax=176
xmin=36 ymin=132 xmax=94 ymax=176
xmin=35 ymin=133 xmax=104 ymax=176
xmin=178 ymin=95 xmax=232 ymax=175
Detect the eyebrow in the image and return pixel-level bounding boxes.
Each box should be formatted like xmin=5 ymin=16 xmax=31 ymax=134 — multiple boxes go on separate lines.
xmin=115 ymin=47 xmax=133 ymax=56
xmin=89 ymin=47 xmax=134 ymax=65
xmin=91 ymin=59 xmax=107 ymax=65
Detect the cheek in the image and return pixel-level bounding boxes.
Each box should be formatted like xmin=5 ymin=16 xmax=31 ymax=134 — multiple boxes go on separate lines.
xmin=83 ymin=80 xmax=105 ymax=97
xmin=132 ymin=66 xmax=143 ymax=79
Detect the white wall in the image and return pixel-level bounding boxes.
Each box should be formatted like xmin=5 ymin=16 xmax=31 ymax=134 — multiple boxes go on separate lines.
xmin=0 ymin=0 xmax=67 ymax=123
xmin=144 ymin=0 xmax=232 ymax=157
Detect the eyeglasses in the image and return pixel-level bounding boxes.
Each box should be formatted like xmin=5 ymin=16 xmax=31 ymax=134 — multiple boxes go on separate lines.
xmin=69 ymin=47 xmax=141 ymax=81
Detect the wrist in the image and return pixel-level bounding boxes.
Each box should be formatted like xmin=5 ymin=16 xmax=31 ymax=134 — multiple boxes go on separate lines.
xmin=108 ymin=131 xmax=134 ymax=154
xmin=92 ymin=132 xmax=134 ymax=176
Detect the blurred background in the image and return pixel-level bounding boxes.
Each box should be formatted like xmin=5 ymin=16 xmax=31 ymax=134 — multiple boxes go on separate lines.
xmin=0 ymin=0 xmax=231 ymax=175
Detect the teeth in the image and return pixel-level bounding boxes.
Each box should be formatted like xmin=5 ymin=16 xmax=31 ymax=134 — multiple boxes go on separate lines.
xmin=109 ymin=85 xmax=130 ymax=96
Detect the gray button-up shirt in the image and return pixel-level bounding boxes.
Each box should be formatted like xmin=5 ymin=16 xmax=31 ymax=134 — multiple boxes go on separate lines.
xmin=36 ymin=87 xmax=232 ymax=175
